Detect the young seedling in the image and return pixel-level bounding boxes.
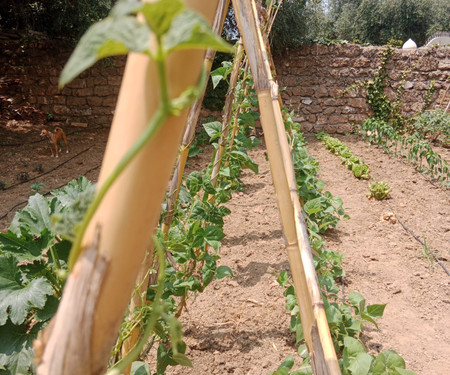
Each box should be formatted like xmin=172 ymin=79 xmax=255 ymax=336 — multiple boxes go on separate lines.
xmin=367 ymin=181 xmax=392 ymax=200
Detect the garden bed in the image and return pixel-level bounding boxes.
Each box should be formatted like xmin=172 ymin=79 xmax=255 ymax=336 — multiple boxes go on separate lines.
xmin=0 ymin=124 xmax=448 ymax=374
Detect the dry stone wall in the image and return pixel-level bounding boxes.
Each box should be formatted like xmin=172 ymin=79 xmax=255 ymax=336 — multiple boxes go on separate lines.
xmin=0 ymin=39 xmax=126 ymax=128
xmin=274 ymin=44 xmax=449 ymax=133
xmin=1 ymin=39 xmax=449 ymax=132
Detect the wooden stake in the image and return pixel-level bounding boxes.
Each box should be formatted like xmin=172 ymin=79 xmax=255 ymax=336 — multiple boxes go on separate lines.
xmin=232 ymin=0 xmax=340 ymax=373
xmin=162 ymin=0 xmax=230 ymax=236
xmin=35 ymin=2 xmax=220 ymax=374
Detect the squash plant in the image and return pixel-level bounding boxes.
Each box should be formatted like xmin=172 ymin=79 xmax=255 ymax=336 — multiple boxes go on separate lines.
xmin=0 ymin=178 xmax=94 ymax=374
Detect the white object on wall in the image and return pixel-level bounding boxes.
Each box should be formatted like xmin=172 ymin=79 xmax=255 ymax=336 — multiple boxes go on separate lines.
xmin=402 ymin=38 xmax=417 ymax=49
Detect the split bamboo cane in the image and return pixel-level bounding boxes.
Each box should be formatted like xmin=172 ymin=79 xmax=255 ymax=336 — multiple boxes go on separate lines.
xmin=226 ymin=61 xmax=249 ymax=160
xmin=231 ymin=0 xmax=340 ymax=374
xmin=34 ymin=2 xmax=221 ymax=374
xmin=208 ymin=39 xmax=244 ymax=192
xmin=162 ymin=0 xmax=230 ymax=237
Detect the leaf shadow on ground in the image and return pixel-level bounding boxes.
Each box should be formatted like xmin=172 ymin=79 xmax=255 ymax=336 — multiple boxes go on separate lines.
xmin=183 ymin=324 xmax=295 ymax=354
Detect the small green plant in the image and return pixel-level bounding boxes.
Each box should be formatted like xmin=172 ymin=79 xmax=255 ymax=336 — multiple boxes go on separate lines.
xmin=367 ymin=181 xmax=392 ymax=200
xmin=30 ymin=182 xmax=46 ymax=194
xmin=317 ymin=132 xmax=371 ymax=180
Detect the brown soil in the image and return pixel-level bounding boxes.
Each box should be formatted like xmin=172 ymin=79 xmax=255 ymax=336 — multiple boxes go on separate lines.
xmin=1 ymin=124 xmax=449 ymax=374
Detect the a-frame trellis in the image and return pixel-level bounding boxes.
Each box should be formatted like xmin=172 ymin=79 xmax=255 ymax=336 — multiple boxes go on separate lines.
xmin=34 ymin=1 xmax=340 ymax=374
xmin=232 ymin=1 xmax=340 ymax=373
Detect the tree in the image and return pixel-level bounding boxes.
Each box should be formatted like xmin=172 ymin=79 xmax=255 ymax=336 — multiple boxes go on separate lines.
xmin=270 ymin=0 xmax=308 ymax=51
xmin=0 ymin=1 xmax=115 ymax=39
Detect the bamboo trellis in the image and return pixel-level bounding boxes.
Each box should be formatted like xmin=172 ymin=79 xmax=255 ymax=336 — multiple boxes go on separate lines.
xmin=232 ymin=0 xmax=340 ymax=373
xmin=35 ymin=1 xmax=340 ymax=374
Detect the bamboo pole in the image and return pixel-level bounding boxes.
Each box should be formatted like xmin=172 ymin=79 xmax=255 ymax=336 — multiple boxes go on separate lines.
xmin=123 ymin=2 xmax=230 ymax=370
xmin=120 ymin=247 xmax=153 ymax=375
xmin=209 ymin=39 xmax=244 ymax=191
xmin=34 ymin=2 xmax=221 ymax=374
xmin=232 ymin=1 xmax=340 ymax=374
xmin=226 ymin=60 xmax=249 ymax=160
xmin=162 ymin=0 xmax=230 ymax=237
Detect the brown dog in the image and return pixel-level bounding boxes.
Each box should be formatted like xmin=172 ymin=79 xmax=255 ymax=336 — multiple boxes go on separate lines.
xmin=40 ymin=127 xmax=69 ymax=158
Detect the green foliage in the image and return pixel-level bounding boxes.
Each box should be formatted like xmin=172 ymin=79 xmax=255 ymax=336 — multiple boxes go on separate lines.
xmin=0 ymin=0 xmax=115 ymax=40
xmin=327 ymin=0 xmax=445 ymax=46
xmin=411 ymin=109 xmax=449 ymax=145
xmin=0 ymin=177 xmax=94 ymax=374
xmin=30 ymin=182 xmax=45 ymax=194
xmin=317 ymin=132 xmax=371 ymax=180
xmin=270 ymin=0 xmax=308 ymax=51
xmin=360 ymin=117 xmax=449 ymax=186
xmin=285 ymin=115 xmax=349 ymax=234
xmin=368 ymin=181 xmax=392 ymax=200
xmin=60 ymin=0 xmax=233 ymax=87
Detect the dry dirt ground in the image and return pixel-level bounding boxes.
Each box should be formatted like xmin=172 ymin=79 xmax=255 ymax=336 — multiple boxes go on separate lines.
xmin=0 ymin=123 xmax=449 ymax=374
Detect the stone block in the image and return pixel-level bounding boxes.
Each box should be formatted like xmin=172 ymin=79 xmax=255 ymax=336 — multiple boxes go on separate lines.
xmin=354 ymin=57 xmax=370 ymax=68
xmin=87 ymin=97 xmax=103 ymax=106
xmin=348 ymin=98 xmax=366 ymax=108
xmin=53 ymin=105 xmax=71 ymax=115
xmin=67 ymin=97 xmax=86 ymax=106
xmin=94 ymin=85 xmax=113 ymax=97
xmin=438 ymin=61 xmax=450 ymax=70
xmin=108 ymin=76 xmax=123 ymax=86
xmin=315 ymin=86 xmax=328 ymax=98
xmin=329 ymin=115 xmax=348 ymax=125
xmin=46 ymin=86 xmax=60 ymax=96
xmin=323 ymin=107 xmax=336 ymax=115
xmin=53 ymin=96 xmax=66 ymax=105
xmin=66 ymin=79 xmax=87 ymax=89
xmin=301 ymin=123 xmax=313 ymax=132
xmin=102 ymin=96 xmax=117 ymax=107
xmin=307 ymin=105 xmax=322 ymax=114
xmin=94 ymin=77 xmax=108 ymax=85
xmin=76 ymin=88 xmax=94 ymax=97
xmin=324 ymin=125 xmax=337 ymax=134
xmin=336 ymin=124 xmax=354 ymax=134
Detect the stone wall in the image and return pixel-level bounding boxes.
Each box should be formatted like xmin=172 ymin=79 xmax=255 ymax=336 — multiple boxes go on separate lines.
xmin=274 ymin=44 xmax=449 ymax=133
xmin=1 ymin=39 xmax=449 ymax=131
xmin=0 ymin=39 xmax=125 ymax=127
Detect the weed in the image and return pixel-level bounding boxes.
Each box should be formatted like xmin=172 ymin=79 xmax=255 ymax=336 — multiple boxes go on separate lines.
xmin=30 ymin=182 xmax=46 ymax=194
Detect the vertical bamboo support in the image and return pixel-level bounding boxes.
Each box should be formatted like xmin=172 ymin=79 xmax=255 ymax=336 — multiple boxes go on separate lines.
xmin=120 ymin=247 xmax=153 ymax=375
xmin=232 ymin=1 xmax=340 ymax=374
xmin=34 ymin=2 xmax=220 ymax=374
xmin=226 ymin=61 xmax=249 ymax=159
xmin=209 ymin=39 xmax=244 ymax=190
xmin=162 ymin=0 xmax=230 ymax=236
xmin=123 ymin=2 xmax=230 ymax=370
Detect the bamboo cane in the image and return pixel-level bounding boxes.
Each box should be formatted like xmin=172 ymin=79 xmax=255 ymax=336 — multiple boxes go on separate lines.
xmin=209 ymin=38 xmax=244 ymax=191
xmin=34 ymin=2 xmax=221 ymax=374
xmin=231 ymin=0 xmax=340 ymax=374
xmin=226 ymin=60 xmax=249 ymax=160
xmin=162 ymin=0 xmax=230 ymax=237
xmin=122 ymin=2 xmax=230 ymax=371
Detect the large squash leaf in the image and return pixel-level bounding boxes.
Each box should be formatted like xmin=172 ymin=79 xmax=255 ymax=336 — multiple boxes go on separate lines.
xmin=0 ymin=255 xmax=53 ymax=325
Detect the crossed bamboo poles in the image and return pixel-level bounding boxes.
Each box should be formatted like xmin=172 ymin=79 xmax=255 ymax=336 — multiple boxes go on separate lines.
xmin=160 ymin=0 xmax=340 ymax=373
xmin=37 ymin=1 xmax=340 ymax=374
